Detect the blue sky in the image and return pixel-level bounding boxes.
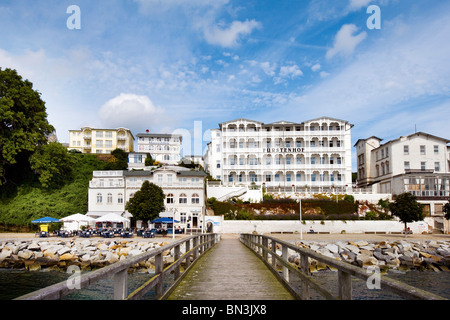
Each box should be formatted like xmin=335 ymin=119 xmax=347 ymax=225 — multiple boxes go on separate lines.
xmin=1 ymin=0 xmax=449 ymax=169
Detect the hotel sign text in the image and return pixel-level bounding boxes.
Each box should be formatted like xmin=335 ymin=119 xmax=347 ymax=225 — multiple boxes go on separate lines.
xmin=264 ymin=147 xmax=305 ymax=153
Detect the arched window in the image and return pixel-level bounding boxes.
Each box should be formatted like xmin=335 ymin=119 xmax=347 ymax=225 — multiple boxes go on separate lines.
xmin=179 ymin=193 xmax=187 ymax=204
xmin=97 ymin=193 xmax=102 ymax=204
xmin=191 ymin=193 xmax=200 ymax=204
xmin=167 ymin=193 xmax=174 ymax=204
xmin=107 ymin=193 xmax=113 ymax=204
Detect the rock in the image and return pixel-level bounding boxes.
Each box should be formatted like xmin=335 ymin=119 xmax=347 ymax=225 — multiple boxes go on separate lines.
xmin=399 ymin=255 xmax=414 ymax=267
xmin=18 ymin=250 xmax=33 ymax=260
xmin=59 ymin=253 xmax=77 ymax=261
xmin=345 ymin=244 xmax=360 ymax=254
xmin=325 ymin=244 xmax=339 ymax=254
xmin=26 ymin=262 xmax=41 ymax=271
xmin=355 ymin=240 xmax=369 ymax=247
xmin=97 ymin=243 xmax=109 ymax=251
xmin=81 ymin=254 xmax=91 ymax=262
xmin=57 ymin=247 xmax=72 ymax=256
xmin=28 ymin=242 xmax=41 ymax=251
xmin=0 ymin=250 xmax=12 ymax=261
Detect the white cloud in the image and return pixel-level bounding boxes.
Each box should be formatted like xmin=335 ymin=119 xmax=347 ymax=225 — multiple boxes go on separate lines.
xmin=348 ymin=0 xmax=372 ymax=11
xmin=311 ymin=63 xmax=321 ymax=72
xmin=326 ymin=24 xmax=367 ymax=59
xmin=99 ymin=93 xmax=167 ymax=133
xmin=279 ymin=64 xmax=303 ymax=78
xmin=203 ymin=19 xmax=261 ymax=47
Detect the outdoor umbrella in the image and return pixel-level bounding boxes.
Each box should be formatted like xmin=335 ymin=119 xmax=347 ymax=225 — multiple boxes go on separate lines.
xmin=151 ymin=217 xmax=180 ymax=223
xmin=31 ymin=217 xmax=60 ymax=223
xmin=95 ymin=213 xmax=130 ymax=223
xmin=59 ymin=213 xmax=96 ymax=230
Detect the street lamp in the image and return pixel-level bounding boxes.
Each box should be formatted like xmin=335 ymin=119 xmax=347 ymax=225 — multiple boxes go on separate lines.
xmin=297 ymin=197 xmax=303 ymax=240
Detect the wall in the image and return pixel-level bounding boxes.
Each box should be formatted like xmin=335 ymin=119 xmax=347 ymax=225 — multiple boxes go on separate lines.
xmin=210 ymin=217 xmax=429 ymax=235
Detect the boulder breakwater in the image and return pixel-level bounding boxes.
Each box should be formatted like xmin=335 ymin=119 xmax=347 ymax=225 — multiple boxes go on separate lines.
xmin=0 ymin=238 xmax=178 ymax=273
xmin=286 ymin=239 xmax=450 ymax=273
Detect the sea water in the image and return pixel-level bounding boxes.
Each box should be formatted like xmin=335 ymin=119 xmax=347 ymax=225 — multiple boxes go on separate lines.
xmin=0 ymin=269 xmax=449 ymax=300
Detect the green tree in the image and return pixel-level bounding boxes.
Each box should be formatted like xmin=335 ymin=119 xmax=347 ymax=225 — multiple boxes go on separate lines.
xmin=443 ymin=201 xmax=450 ymax=221
xmin=144 ymin=153 xmax=154 ymax=166
xmin=0 ymin=68 xmax=54 ymax=185
xmin=106 ymin=148 xmax=128 ymax=170
xmin=125 ymin=181 xmax=165 ymax=222
xmin=30 ymin=142 xmax=74 ymax=189
xmin=389 ymin=193 xmax=424 ymax=235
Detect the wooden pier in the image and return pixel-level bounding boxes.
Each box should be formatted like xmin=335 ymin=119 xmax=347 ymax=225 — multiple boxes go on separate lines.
xmin=167 ymin=236 xmax=294 ymax=300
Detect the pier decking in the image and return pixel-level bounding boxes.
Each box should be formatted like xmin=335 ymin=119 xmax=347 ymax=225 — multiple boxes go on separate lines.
xmin=167 ymin=236 xmax=294 ymax=300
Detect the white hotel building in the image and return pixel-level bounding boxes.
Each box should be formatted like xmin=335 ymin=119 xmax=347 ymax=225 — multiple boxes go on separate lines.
xmin=204 ymin=117 xmax=353 ymax=192
xmin=136 ymin=133 xmax=182 ymax=165
xmin=86 ymin=166 xmax=207 ymax=231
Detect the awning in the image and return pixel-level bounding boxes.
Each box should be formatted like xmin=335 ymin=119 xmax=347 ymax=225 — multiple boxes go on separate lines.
xmin=31 ymin=217 xmax=60 ymax=224
xmin=151 ymin=217 xmax=180 ymax=223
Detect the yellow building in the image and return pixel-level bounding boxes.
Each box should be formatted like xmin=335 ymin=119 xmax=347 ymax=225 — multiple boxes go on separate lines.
xmin=69 ymin=127 xmax=135 ymax=154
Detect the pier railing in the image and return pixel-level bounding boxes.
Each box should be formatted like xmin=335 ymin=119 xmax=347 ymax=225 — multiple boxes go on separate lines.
xmin=240 ymin=233 xmax=446 ymax=300
xmin=16 ymin=233 xmax=220 ymax=300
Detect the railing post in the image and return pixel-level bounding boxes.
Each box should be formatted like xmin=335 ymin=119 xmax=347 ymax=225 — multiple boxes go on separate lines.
xmin=338 ymin=270 xmax=352 ymax=300
xmin=193 ymin=236 xmax=199 ymax=260
xmin=185 ymin=239 xmax=191 ymax=269
xmin=113 ymin=268 xmax=128 ymax=300
xmin=271 ymin=239 xmax=277 ymax=269
xmin=262 ymin=237 xmax=268 ymax=262
xmin=155 ymin=252 xmax=163 ymax=299
xmin=282 ymin=244 xmax=289 ymax=282
xmin=300 ymin=254 xmax=310 ymax=300
xmin=174 ymin=244 xmax=181 ymax=280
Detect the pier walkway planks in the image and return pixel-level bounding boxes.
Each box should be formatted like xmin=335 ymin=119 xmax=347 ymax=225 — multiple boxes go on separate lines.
xmin=167 ymin=237 xmax=294 ymax=300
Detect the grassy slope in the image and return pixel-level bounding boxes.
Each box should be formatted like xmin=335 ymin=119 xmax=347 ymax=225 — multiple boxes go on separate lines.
xmin=0 ymin=154 xmax=106 ymax=226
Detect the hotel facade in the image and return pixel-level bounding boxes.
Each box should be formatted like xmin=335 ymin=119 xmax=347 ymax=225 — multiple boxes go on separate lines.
xmin=136 ymin=133 xmax=182 ymax=165
xmin=355 ymin=132 xmax=450 ymax=229
xmin=87 ymin=166 xmax=207 ymax=231
xmin=204 ymin=117 xmax=353 ymax=192
xmin=68 ymin=127 xmax=134 ymax=154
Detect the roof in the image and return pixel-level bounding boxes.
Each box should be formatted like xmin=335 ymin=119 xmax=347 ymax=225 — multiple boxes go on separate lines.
xmin=217 ymin=116 xmax=354 ymax=129
xmin=354 ymin=136 xmax=383 ymax=147
xmin=123 ymin=166 xmax=207 ymax=177
xmin=137 ymin=133 xmax=183 ymax=139
xmin=379 ymin=131 xmax=450 ymax=148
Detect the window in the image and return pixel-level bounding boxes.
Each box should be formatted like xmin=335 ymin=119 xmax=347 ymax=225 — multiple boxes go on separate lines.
xmin=105 ymin=140 xmax=112 ymax=148
xmin=158 ymin=174 xmax=163 ymax=183
xmin=216 ymin=161 xmax=221 ymax=168
xmin=240 ymin=158 xmax=245 ymax=166
xmin=192 ymin=193 xmax=200 ymax=204
xmin=105 ymin=131 xmax=113 ymax=138
xmin=276 ymin=157 xmax=281 ymax=165
xmin=266 ymin=141 xmax=271 ymax=148
xmin=96 ymin=193 xmax=102 ymax=204
xmin=296 ymin=173 xmax=301 ymax=181
xmin=286 ymin=174 xmax=291 ymax=182
xmin=337 ymin=157 xmax=342 ymax=164
xmin=310 ymin=141 xmax=315 ymax=147
xmin=118 ymin=193 xmax=123 ymax=204
xmin=107 ymin=193 xmax=113 ymax=204
xmin=180 ymin=213 xmax=187 ymax=224
xmin=167 ymin=193 xmax=174 ymax=204
xmin=435 ymin=162 xmax=440 ymax=172
xmin=434 ymin=145 xmax=439 ymax=154
xmin=249 ymin=157 xmax=257 ymax=165
xmin=96 ymin=131 xmax=103 ymax=138
xmin=404 ymin=161 xmax=410 ymax=170
xmin=296 ymin=141 xmax=302 ymax=148
xmin=179 ymin=193 xmax=187 ymax=204
xmin=311 ymin=174 xmax=316 ymax=181
xmin=420 ymin=145 xmax=426 ymax=155
xmin=286 ymin=157 xmax=291 ymax=165
xmin=239 ymin=141 xmax=244 ymax=148
xmin=275 ymin=174 xmax=280 ymax=182
xmin=421 ymin=162 xmax=426 ymax=171
xmin=296 ymin=156 xmax=302 ymax=165
xmin=250 ymin=174 xmax=257 ymax=182
xmin=265 ymin=174 xmax=271 ymax=182
xmin=96 ymin=140 xmax=103 ymax=148
xmin=266 ymin=157 xmax=271 ymax=165
xmin=167 ymin=174 xmax=173 ymax=185
xmin=310 ymin=157 xmax=316 ymax=165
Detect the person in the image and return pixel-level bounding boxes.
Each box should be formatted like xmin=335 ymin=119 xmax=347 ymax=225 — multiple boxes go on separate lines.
xmin=308 ymin=226 xmax=315 ymax=234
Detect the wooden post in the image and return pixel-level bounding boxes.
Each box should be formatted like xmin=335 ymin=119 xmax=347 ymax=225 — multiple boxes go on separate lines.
xmin=300 ymin=254 xmax=310 ymax=300
xmin=155 ymin=253 xmax=163 ymax=299
xmin=282 ymin=244 xmax=289 ymax=282
xmin=271 ymin=239 xmax=277 ymax=269
xmin=338 ymin=270 xmax=352 ymax=300
xmin=185 ymin=239 xmax=191 ymax=269
xmin=193 ymin=236 xmax=199 ymax=260
xmin=113 ymin=269 xmax=128 ymax=300
xmin=262 ymin=237 xmax=268 ymax=261
xmin=174 ymin=244 xmax=181 ymax=280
